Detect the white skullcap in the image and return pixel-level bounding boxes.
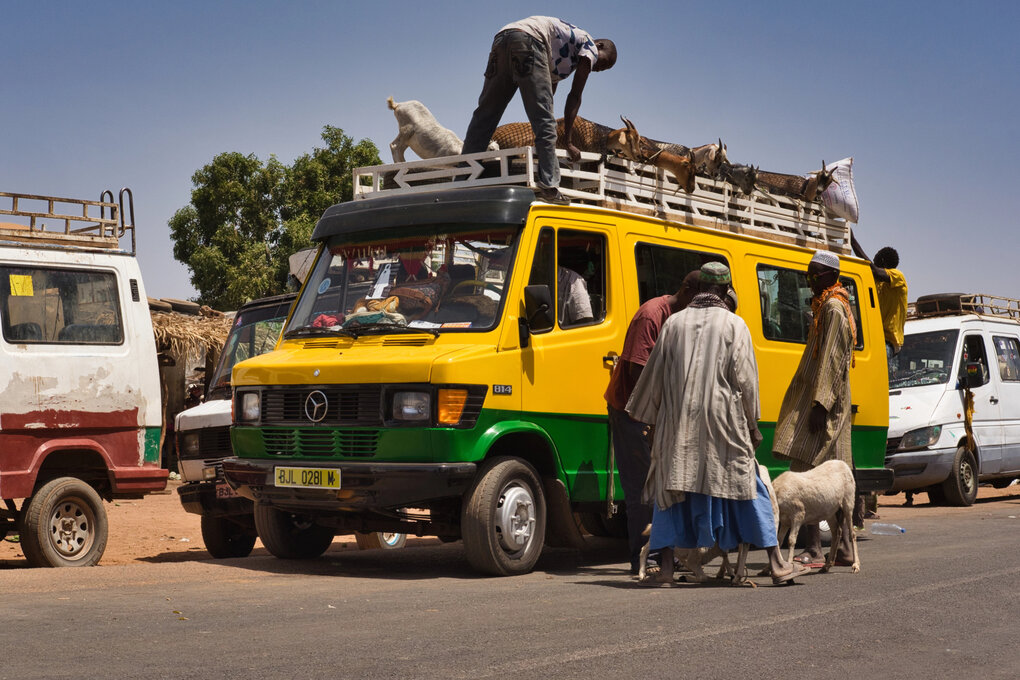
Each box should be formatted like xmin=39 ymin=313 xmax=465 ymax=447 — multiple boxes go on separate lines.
xmin=810 ymin=250 xmax=840 ymax=271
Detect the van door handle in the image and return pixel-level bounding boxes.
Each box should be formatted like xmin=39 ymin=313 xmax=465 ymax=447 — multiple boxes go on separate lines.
xmin=990 ymin=395 xmax=999 ymax=404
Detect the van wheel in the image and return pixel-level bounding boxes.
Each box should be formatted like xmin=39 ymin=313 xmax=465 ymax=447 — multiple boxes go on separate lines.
xmin=20 ymin=477 xmax=108 ymax=567
xmin=940 ymin=446 xmax=979 ymax=506
xmin=926 ymin=484 xmax=947 ymax=505
xmin=201 ymin=515 xmax=257 ymax=558
xmin=355 ymin=531 xmax=407 ymax=550
xmin=461 ymin=457 xmax=546 ymax=576
xmin=253 ymin=503 xmax=334 ymax=559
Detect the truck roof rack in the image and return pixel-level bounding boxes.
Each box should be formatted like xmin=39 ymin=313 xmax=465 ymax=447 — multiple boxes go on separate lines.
xmin=0 ymin=188 xmax=136 ymax=254
xmin=353 ymin=148 xmax=852 ymax=253
xmin=909 ymin=293 xmax=1020 ymax=321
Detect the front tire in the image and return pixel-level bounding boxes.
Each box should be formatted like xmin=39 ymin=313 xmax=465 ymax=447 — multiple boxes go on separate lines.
xmin=941 ymin=446 xmax=979 ymax=506
xmin=253 ymin=502 xmax=335 ymax=559
xmin=20 ymin=477 xmax=108 ymax=568
xmin=461 ymin=457 xmax=546 ymax=576
xmin=201 ymin=515 xmax=257 ymax=558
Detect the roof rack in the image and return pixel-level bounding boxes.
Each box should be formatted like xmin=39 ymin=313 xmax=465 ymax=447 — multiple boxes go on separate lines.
xmin=353 ymin=148 xmax=852 ymax=253
xmin=0 ymin=188 xmax=136 ymax=253
xmin=909 ymin=293 xmax=1020 ymax=321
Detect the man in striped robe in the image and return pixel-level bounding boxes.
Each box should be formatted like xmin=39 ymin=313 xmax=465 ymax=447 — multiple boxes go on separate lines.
xmin=772 ymin=249 xmax=856 ymax=567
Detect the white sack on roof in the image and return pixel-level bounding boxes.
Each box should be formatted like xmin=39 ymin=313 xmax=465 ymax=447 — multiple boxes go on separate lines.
xmin=820 ymin=157 xmax=859 ymax=223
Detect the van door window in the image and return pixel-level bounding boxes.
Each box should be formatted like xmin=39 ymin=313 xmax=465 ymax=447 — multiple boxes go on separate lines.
xmin=992 ymin=335 xmax=1020 ymax=382
xmin=557 ymin=230 xmax=606 ymax=328
xmin=960 ymin=334 xmax=991 ymax=386
xmin=756 ymin=264 xmax=864 ymax=349
xmin=0 ymin=266 xmax=123 ymax=345
xmin=634 ymin=243 xmax=726 ymax=303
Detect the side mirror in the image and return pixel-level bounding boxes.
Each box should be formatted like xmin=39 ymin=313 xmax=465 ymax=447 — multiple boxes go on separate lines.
xmin=959 ymin=361 xmax=985 ymax=389
xmin=523 ymin=284 xmax=555 ymax=332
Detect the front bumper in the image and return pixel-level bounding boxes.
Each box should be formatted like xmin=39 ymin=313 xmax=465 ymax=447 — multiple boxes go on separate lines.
xmin=885 ymin=446 xmax=956 ymax=492
xmin=177 ymin=480 xmax=254 ymax=518
xmin=855 ymin=467 xmax=896 ymax=493
xmin=221 ymin=458 xmax=478 ymax=512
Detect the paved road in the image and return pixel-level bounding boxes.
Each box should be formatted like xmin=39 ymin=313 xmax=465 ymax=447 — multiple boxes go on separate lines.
xmin=1 ymin=493 xmax=1017 ymax=680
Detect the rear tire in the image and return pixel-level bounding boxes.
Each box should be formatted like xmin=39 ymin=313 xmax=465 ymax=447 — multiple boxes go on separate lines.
xmin=253 ymin=503 xmax=334 ymax=559
xmin=941 ymin=446 xmax=979 ymax=506
xmin=20 ymin=477 xmax=108 ymax=568
xmin=201 ymin=515 xmax=257 ymax=558
xmin=355 ymin=531 xmax=407 ymax=550
xmin=926 ymin=484 xmax=947 ymax=505
xmin=461 ymin=457 xmax=546 ymax=576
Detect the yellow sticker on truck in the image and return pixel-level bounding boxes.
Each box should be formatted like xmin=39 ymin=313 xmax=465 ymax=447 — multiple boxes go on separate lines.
xmin=275 ymin=466 xmax=341 ymax=489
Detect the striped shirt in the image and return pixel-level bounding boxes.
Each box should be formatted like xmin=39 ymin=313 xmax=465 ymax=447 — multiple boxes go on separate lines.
xmin=772 ymin=298 xmax=854 ymax=467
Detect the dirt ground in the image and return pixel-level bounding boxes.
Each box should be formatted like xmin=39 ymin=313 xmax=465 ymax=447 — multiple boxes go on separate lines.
xmin=2 ymin=480 xmax=1017 ymax=568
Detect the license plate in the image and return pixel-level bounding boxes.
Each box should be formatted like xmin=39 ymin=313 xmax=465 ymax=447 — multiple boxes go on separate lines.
xmin=215 ymin=483 xmax=238 ymax=499
xmin=274 ymin=466 xmax=341 ymax=489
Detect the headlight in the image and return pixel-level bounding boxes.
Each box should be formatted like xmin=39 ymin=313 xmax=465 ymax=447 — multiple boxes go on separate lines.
xmin=239 ymin=392 xmax=261 ymax=423
xmin=393 ymin=391 xmax=430 ymax=421
xmin=899 ymin=425 xmax=942 ymax=450
xmin=178 ymin=432 xmax=201 ymax=457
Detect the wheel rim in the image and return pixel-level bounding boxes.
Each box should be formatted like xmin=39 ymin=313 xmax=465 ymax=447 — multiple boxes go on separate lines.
xmin=494 ymin=482 xmax=536 ymax=554
xmin=960 ymin=457 xmax=976 ymax=495
xmin=47 ymin=497 xmax=96 ymax=561
xmin=380 ymin=532 xmax=403 ymax=547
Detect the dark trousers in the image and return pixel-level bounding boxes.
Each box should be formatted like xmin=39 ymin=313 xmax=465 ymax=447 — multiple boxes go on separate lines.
xmin=608 ymin=405 xmax=654 ymax=567
xmin=462 ymin=29 xmax=559 ymax=189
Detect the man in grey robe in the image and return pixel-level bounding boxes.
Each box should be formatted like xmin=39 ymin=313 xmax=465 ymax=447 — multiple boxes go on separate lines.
xmin=627 ymin=262 xmax=807 ymax=585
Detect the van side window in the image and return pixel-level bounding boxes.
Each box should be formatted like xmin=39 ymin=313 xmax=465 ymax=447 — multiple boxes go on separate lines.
xmin=756 ymin=264 xmax=864 ymax=349
xmin=634 ymin=243 xmax=726 ymax=303
xmin=0 ymin=266 xmax=123 ymax=345
xmin=557 ymin=230 xmax=606 ymax=328
xmin=959 ymin=334 xmax=991 ymax=386
xmin=993 ymin=335 xmax=1020 ymax=382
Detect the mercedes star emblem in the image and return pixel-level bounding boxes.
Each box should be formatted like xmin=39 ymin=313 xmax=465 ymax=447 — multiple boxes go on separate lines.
xmin=304 ymin=390 xmax=329 ymax=423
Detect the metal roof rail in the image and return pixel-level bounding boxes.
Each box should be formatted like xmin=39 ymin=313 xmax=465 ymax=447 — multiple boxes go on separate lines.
xmin=0 ymin=189 xmax=134 ymax=252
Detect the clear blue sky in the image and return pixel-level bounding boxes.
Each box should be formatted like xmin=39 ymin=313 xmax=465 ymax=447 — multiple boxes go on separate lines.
xmin=3 ymin=1 xmax=1018 ymax=303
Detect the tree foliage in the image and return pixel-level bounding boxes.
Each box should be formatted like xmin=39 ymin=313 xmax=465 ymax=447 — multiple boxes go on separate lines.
xmin=169 ymin=126 xmax=380 ymax=309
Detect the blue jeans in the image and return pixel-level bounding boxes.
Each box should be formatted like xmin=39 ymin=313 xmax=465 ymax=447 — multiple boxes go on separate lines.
xmin=462 ymin=29 xmax=560 ymax=190
xmin=607 ymin=405 xmax=654 ymax=566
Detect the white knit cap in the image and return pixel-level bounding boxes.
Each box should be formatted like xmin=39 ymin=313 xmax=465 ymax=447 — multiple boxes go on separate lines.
xmin=810 ymin=250 xmax=840 ymax=271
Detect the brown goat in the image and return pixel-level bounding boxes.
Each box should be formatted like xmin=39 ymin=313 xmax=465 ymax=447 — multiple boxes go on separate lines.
xmin=607 ymin=117 xmax=697 ymax=193
xmin=756 ymin=161 xmax=836 ymax=202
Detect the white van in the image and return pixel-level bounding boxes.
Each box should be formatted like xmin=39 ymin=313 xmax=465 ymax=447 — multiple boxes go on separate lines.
xmin=886 ymin=293 xmax=1020 ymax=505
xmin=0 ymin=189 xmax=166 ymax=566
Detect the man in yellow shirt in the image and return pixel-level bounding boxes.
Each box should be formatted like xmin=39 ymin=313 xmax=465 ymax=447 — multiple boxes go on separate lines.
xmin=851 ymin=232 xmax=907 ymax=358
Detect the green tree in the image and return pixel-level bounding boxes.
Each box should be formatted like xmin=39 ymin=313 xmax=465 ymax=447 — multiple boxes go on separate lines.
xmin=169 ymin=126 xmax=380 ymax=309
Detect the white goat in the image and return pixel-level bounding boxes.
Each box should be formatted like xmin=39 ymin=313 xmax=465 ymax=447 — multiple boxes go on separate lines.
xmin=772 ymin=459 xmax=860 ymax=573
xmin=387 ymin=96 xmax=496 ymax=162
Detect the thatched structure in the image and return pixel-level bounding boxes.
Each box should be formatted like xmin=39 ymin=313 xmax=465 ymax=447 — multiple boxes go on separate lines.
xmin=150 ymin=310 xmax=233 ymax=469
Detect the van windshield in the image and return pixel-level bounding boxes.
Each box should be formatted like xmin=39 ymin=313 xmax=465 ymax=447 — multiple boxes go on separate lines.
xmin=207 ymin=300 xmax=292 ymax=400
xmin=285 ymin=227 xmax=519 ymax=337
xmin=889 ymin=330 xmax=959 ymax=389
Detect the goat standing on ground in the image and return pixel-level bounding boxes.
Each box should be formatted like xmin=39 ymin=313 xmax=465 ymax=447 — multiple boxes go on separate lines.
xmin=387 ymin=96 xmax=496 ymax=162
xmin=773 ymin=459 xmax=860 ymax=573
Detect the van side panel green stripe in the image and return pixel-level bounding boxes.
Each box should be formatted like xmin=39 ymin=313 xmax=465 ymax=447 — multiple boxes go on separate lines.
xmin=232 ymin=411 xmax=888 ymax=503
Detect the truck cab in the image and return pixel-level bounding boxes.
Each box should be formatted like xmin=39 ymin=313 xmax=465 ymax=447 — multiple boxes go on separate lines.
xmin=0 ymin=189 xmax=166 ymax=566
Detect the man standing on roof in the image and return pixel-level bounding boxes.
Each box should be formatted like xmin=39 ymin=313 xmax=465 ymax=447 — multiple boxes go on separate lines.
xmin=851 ymin=232 xmax=907 ymax=358
xmin=627 ymin=263 xmax=808 ymax=586
xmin=604 ymin=270 xmax=700 ymax=576
xmin=461 ymin=16 xmax=617 ymax=206
xmin=772 ymin=250 xmax=857 ymax=568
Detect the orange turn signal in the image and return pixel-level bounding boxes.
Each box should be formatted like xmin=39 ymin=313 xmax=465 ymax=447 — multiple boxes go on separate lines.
xmin=437 ymin=389 xmax=469 ymax=426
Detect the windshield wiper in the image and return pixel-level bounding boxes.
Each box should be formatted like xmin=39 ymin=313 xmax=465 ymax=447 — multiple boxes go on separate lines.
xmin=347 ymin=322 xmax=440 ymax=339
xmin=283 ymin=325 xmax=356 ymax=339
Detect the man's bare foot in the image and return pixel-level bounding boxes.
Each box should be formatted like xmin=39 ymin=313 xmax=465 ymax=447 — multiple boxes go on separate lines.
xmin=772 ymin=562 xmax=811 ymax=585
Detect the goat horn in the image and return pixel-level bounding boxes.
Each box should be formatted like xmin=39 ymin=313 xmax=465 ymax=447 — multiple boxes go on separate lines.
xmin=621 ymin=116 xmax=637 ymax=132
